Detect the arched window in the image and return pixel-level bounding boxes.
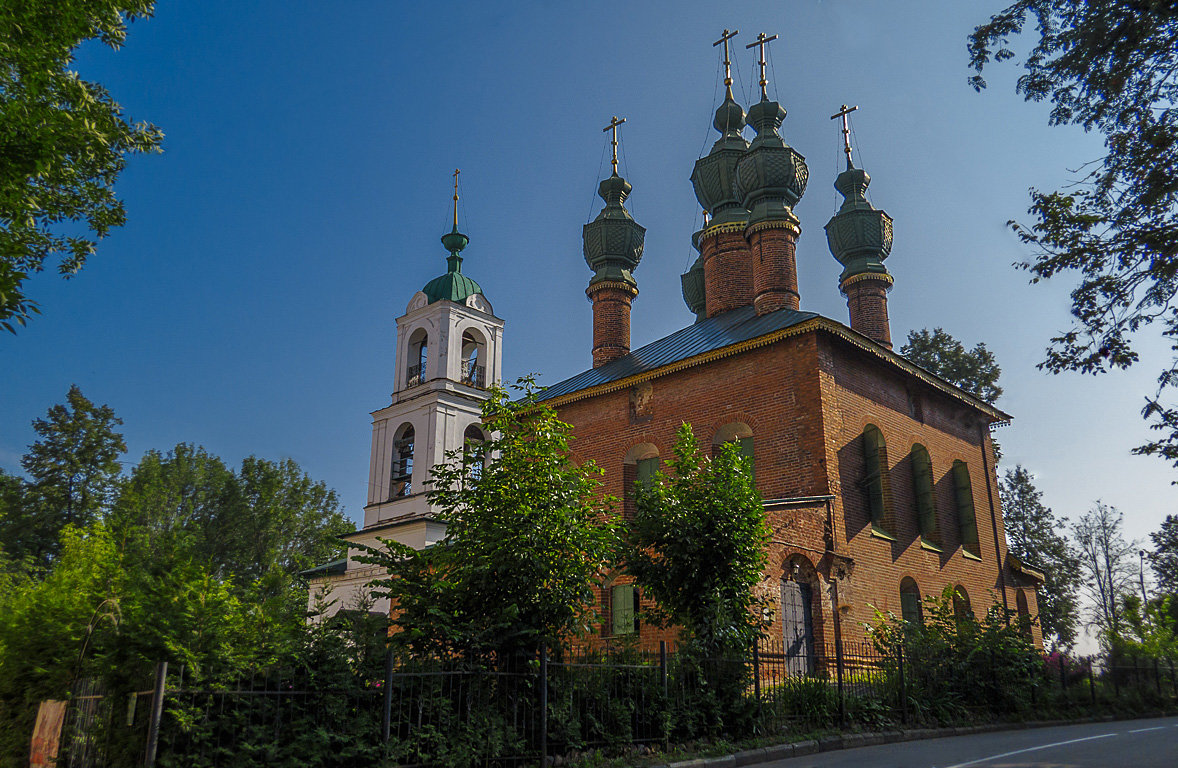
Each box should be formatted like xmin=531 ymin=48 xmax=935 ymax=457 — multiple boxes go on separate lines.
xmin=464 ymin=424 xmax=487 ymax=482
xmin=952 ymin=461 xmax=981 ymax=558
xmin=623 ymin=443 xmax=659 ymax=519
xmin=407 ymin=329 xmax=428 ymax=388
xmin=911 ymin=444 xmax=940 ymax=547
xmin=952 ymin=585 xmax=972 ymax=622
xmin=782 ymin=555 xmax=817 ymax=676
xmin=861 ymin=425 xmax=891 ymax=536
xmin=900 ymin=577 xmax=923 ymax=625
xmin=460 ymin=329 xmax=487 ymax=389
xmin=1016 ymin=590 xmax=1032 ymax=637
xmin=713 ymin=422 xmax=754 ymax=478
xmin=610 ymin=583 xmax=640 ymax=636
xmin=391 ymin=423 xmax=415 ymax=498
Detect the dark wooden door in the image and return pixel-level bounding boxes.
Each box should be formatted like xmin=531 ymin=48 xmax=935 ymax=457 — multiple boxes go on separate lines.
xmin=781 ymin=579 xmax=815 ymax=676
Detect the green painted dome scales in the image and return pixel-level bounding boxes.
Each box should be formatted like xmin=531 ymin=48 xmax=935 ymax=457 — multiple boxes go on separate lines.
xmin=422 ymin=169 xmax=484 ymax=305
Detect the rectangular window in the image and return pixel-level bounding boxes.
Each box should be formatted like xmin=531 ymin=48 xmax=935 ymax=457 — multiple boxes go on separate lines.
xmin=611 ymin=584 xmax=639 ymax=636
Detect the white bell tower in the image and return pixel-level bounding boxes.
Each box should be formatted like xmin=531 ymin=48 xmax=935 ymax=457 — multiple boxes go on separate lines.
xmin=307 ymin=174 xmax=503 ymax=615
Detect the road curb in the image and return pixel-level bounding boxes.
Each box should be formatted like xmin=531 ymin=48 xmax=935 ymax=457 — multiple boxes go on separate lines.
xmin=658 ymin=710 xmax=1177 ymax=768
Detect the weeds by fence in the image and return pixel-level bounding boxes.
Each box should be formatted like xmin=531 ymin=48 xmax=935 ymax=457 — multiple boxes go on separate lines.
xmin=43 ymin=638 xmax=1178 ymax=768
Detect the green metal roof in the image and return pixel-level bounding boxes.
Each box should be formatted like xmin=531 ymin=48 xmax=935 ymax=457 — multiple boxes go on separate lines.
xmin=423 ymin=225 xmax=484 ymax=304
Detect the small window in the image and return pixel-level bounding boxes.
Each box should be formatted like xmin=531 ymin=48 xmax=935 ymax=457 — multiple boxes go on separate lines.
xmin=407 ymin=330 xmax=428 ymax=388
xmin=391 ymin=424 xmax=415 ymax=498
xmin=713 ymin=423 xmax=754 ymax=478
xmin=464 ymin=424 xmax=486 ymax=482
xmin=911 ymin=444 xmax=940 ymax=546
xmin=861 ymin=425 xmax=891 ymax=535
xmin=635 ymin=456 xmax=659 ymax=491
xmin=460 ymin=330 xmax=487 ymax=389
xmin=952 ymin=461 xmax=981 ymax=557
xmin=952 ymin=586 xmax=971 ymax=622
xmin=900 ymin=577 xmax=922 ymax=625
xmin=611 ymin=584 xmax=640 ymax=636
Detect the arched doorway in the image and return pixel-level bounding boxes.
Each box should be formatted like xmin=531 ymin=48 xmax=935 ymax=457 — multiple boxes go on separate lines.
xmin=781 ymin=555 xmax=817 ymax=676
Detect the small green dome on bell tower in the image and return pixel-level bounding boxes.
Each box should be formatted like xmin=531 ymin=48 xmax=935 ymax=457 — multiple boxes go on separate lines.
xmin=422 ymin=170 xmax=484 ymax=305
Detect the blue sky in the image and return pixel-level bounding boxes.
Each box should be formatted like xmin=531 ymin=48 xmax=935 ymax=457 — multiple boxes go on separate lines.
xmin=3 ymin=0 xmax=1175 ymax=560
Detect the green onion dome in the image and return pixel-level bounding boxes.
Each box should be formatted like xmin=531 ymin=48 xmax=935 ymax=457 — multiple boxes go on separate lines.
xmin=422 ymin=224 xmax=484 ymax=304
xmin=690 ymin=92 xmax=751 ymax=226
xmin=733 ymin=96 xmax=808 ymax=224
xmin=824 ymin=164 xmax=893 ymax=283
xmin=583 ymin=172 xmax=645 ymax=288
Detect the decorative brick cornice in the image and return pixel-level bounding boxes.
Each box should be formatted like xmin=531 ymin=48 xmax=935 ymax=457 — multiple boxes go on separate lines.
xmin=699 ymin=221 xmax=747 ymax=239
xmin=542 ymin=316 xmax=1011 ymax=425
xmin=585 ymin=280 xmax=639 ymax=299
xmin=839 ymin=271 xmax=894 ymax=292
xmin=745 ymin=217 xmax=801 ymax=237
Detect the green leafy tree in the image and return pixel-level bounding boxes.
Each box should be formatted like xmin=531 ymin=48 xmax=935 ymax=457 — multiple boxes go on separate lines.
xmin=968 ymin=3 xmax=1178 ymax=465
xmin=3 ymin=385 xmax=126 ymax=565
xmin=999 ymin=465 xmax=1081 ymax=649
xmin=361 ymin=378 xmax=618 ymax=659
xmin=1073 ymin=501 xmax=1138 ymax=646
xmin=900 ymin=327 xmax=1003 ymax=404
xmin=0 ymin=1 xmax=164 ymax=331
xmin=626 ymin=423 xmax=767 ymax=655
xmin=1148 ymin=514 xmax=1178 ymax=596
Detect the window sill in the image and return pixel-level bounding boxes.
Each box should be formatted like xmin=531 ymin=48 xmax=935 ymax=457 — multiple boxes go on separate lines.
xmin=919 ymin=538 xmax=943 ymax=553
xmin=870 ymin=525 xmax=897 ymax=542
xmin=962 ymin=550 xmax=983 ymax=562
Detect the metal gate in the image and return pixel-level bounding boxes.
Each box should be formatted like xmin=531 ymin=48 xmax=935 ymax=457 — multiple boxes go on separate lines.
xmin=781 ymin=579 xmax=815 ymax=676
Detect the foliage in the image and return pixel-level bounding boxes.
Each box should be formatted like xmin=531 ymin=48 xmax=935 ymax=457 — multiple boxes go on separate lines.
xmin=900 ymin=327 xmax=1003 ymax=404
xmin=870 ymin=586 xmax=1043 ymax=723
xmin=1073 ymin=502 xmax=1138 ymax=645
xmin=1 ymin=384 xmax=126 ymax=566
xmin=111 ymin=444 xmax=351 ymax=587
xmin=360 ymin=377 xmax=618 ymax=659
xmin=626 ymin=423 xmax=767 ymax=657
xmin=0 ymin=0 xmax=163 ymax=331
xmin=999 ymin=465 xmax=1081 ymax=648
xmin=968 ymin=2 xmax=1178 ymax=466
xmin=1149 ymin=514 xmax=1178 ymax=595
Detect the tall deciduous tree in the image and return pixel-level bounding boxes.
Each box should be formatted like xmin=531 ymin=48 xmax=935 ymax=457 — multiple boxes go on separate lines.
xmin=999 ymin=465 xmax=1081 ymax=648
xmin=626 ymin=423 xmax=768 ymax=655
xmin=361 ymin=378 xmax=618 ymax=659
xmin=900 ymin=328 xmax=1003 ymax=404
xmin=0 ymin=1 xmax=163 ymax=331
xmin=1149 ymin=514 xmax=1178 ymax=596
xmin=968 ymin=2 xmax=1178 ymax=465
xmin=1073 ymin=501 xmax=1138 ymax=645
xmin=5 ymin=385 xmax=126 ymax=565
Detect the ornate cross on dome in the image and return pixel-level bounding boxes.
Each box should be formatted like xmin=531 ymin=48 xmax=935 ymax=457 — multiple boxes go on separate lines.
xmin=603 ymin=115 xmax=626 ymax=176
xmin=713 ymin=29 xmax=739 ymax=94
xmin=451 ymin=168 xmax=460 ymax=230
xmin=831 ymin=104 xmax=859 ymax=170
xmin=745 ymin=32 xmax=778 ymax=99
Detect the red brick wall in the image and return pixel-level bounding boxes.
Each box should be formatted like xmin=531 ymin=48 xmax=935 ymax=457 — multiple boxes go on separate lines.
xmin=701 ymin=228 xmax=755 ymax=318
xmin=555 ymin=327 xmax=1033 ymax=648
xmin=842 ymin=277 xmax=892 ymax=349
xmin=587 ymin=283 xmax=635 ymax=368
xmin=747 ymin=224 xmax=800 ymax=315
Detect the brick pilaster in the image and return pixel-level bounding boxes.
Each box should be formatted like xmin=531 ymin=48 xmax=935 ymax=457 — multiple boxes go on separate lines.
xmin=841 ymin=273 xmax=893 ymax=348
xmin=587 ymin=281 xmax=638 ymax=367
xmin=700 ymin=223 xmax=754 ymax=318
xmin=747 ymin=220 xmax=801 ymax=315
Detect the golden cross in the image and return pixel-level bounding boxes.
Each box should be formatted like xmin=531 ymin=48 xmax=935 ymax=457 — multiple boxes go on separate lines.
xmin=713 ymin=29 xmax=739 ymax=94
xmin=603 ymin=115 xmax=626 ymax=175
xmin=451 ymin=168 xmax=460 ymax=229
xmin=830 ymin=104 xmax=859 ymax=169
xmin=745 ymin=32 xmax=778 ymax=99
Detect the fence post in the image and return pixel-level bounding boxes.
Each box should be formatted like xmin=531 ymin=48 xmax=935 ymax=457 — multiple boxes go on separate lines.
xmin=1060 ymin=655 xmax=1067 ymax=696
xmin=1154 ymin=658 xmax=1162 ymax=696
xmin=752 ymin=638 xmax=761 ymax=704
xmin=1088 ymin=656 xmax=1097 ymax=706
xmin=897 ymin=642 xmax=907 ymax=726
xmin=539 ymin=644 xmax=548 ymax=768
xmin=1113 ymin=652 xmax=1121 ymax=699
xmin=382 ymin=649 xmax=394 ymax=743
xmin=659 ymin=641 xmax=668 ymax=698
xmin=1133 ymin=654 xmax=1140 ymax=693
xmin=1170 ymin=658 xmax=1176 ymax=699
xmin=834 ymin=636 xmax=846 ymax=727
xmin=143 ymin=661 xmax=167 ymax=768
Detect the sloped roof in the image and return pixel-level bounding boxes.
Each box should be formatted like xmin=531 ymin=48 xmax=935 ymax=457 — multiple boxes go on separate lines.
xmin=537 ymin=305 xmax=817 ymax=401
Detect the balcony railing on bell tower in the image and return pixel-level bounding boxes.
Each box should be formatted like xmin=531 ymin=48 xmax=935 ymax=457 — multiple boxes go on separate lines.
xmin=461 ymin=360 xmax=486 ymax=389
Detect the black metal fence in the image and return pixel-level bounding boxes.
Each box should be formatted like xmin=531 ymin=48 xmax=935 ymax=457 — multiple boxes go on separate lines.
xmin=45 ymin=640 xmax=1178 ymax=768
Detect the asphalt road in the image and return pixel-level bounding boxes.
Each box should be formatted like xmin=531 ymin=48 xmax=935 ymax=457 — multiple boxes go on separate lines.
xmin=756 ymin=716 xmax=1178 ymax=767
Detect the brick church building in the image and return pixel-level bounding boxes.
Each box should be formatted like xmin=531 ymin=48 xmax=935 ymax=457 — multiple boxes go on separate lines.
xmin=307 ymin=35 xmax=1045 ymax=656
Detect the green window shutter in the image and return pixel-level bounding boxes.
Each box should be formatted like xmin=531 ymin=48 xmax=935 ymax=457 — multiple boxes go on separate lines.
xmin=635 ymin=457 xmax=659 ymax=489
xmin=861 ymin=426 xmax=887 ymax=530
xmin=611 ymin=584 xmax=635 ymax=635
xmin=953 ymin=461 xmax=980 ymax=556
xmin=900 ymin=589 xmax=922 ymax=624
xmin=737 ymin=437 xmax=754 ymax=479
xmin=911 ymin=445 xmax=938 ymax=542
